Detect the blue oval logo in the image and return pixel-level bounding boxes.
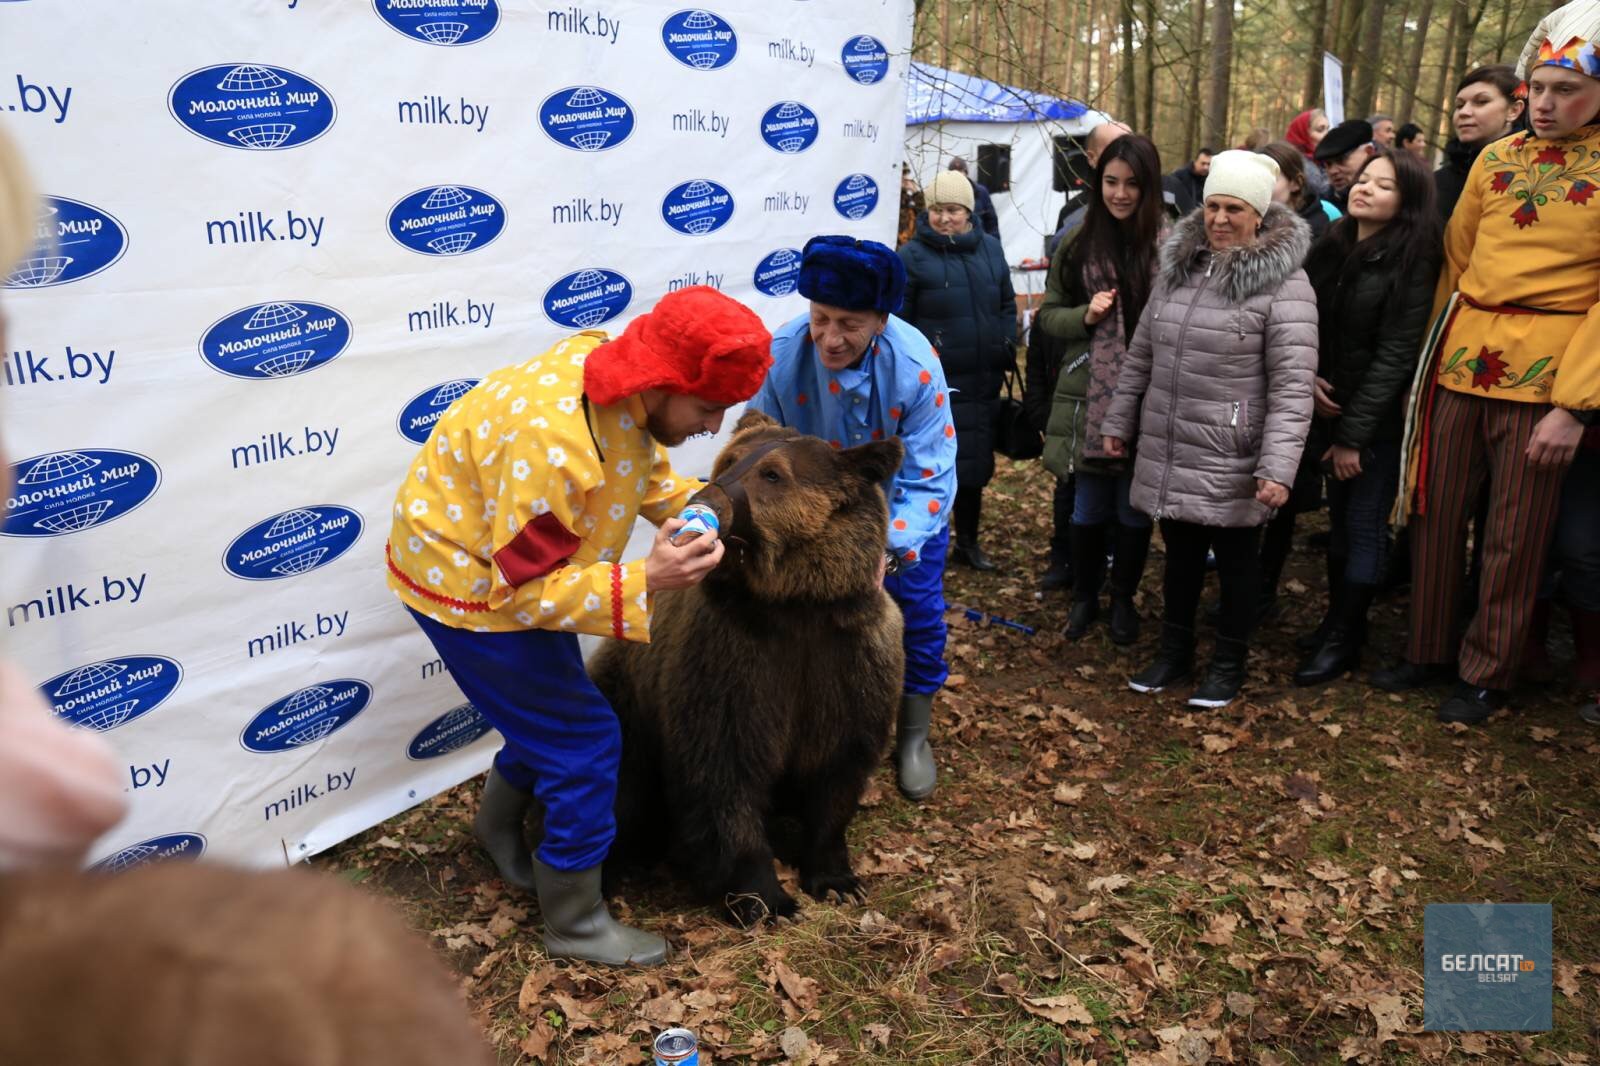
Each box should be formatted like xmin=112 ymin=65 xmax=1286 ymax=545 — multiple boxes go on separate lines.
xmin=408 ymin=702 xmax=496 ymax=760
xmin=200 ymin=300 xmax=352 ymax=380
xmin=398 ymin=378 xmax=481 ymax=444
xmin=3 ymin=449 xmax=160 ymax=539
xmin=387 ymin=185 xmax=507 ymax=257
xmin=841 ymin=35 xmax=890 ymax=84
xmin=4 ymin=196 xmax=128 ymax=290
xmin=753 ymin=248 xmax=803 ymax=298
xmin=661 ymin=179 xmax=735 ymax=236
xmin=372 ymin=0 xmax=500 ymax=45
xmin=542 ymin=268 xmax=633 ymax=329
xmin=539 ymin=85 xmax=635 ymax=152
xmin=760 ymin=100 xmax=819 ymax=154
xmin=241 ymin=679 xmax=372 ymax=754
xmin=168 ymin=64 xmax=336 ymax=151
xmin=223 ymin=504 xmax=364 ymax=581
xmin=41 ymin=655 xmax=184 ymax=733
xmin=92 ymin=832 xmax=207 ymax=873
xmin=660 ymin=9 xmax=737 ymax=69
xmin=833 ymin=173 xmax=880 ymax=220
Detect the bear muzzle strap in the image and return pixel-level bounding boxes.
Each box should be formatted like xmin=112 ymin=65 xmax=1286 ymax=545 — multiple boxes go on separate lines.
xmin=692 ymin=437 xmax=791 ymax=567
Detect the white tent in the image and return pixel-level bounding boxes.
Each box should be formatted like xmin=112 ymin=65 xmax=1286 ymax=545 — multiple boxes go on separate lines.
xmin=903 ymin=63 xmax=1109 ymax=263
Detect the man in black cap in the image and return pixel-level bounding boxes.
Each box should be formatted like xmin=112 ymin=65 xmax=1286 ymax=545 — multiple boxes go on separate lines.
xmin=1313 ymin=119 xmax=1374 ymax=211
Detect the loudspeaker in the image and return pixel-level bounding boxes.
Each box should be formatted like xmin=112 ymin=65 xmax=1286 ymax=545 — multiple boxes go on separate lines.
xmin=976 ymin=143 xmax=1011 ymax=193
xmin=1052 ymin=135 xmax=1091 ymax=192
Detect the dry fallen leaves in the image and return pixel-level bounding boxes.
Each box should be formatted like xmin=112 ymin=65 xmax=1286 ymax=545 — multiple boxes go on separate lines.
xmin=1021 ymin=992 xmax=1096 ymax=1025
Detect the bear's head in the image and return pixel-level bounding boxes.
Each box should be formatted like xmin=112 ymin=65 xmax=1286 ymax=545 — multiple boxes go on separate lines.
xmin=689 ymin=409 xmax=903 ymax=603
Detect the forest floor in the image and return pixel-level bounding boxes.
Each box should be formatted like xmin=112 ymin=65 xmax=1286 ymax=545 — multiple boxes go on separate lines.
xmin=318 ymin=457 xmax=1600 ymax=1065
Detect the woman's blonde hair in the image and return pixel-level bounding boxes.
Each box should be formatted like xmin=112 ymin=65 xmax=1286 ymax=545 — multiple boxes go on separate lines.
xmin=0 ymin=123 xmax=39 ymax=274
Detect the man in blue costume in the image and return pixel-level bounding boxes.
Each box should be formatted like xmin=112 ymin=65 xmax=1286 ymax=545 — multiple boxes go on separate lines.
xmin=749 ymin=236 xmax=958 ymax=800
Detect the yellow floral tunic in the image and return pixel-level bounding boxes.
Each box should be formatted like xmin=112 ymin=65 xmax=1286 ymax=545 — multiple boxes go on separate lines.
xmin=1433 ymin=123 xmax=1600 ymax=410
xmin=386 ymin=332 xmax=696 ymax=639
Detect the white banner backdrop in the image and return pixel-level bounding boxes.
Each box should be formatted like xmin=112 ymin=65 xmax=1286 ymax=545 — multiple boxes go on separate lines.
xmin=0 ymin=0 xmax=912 ymax=870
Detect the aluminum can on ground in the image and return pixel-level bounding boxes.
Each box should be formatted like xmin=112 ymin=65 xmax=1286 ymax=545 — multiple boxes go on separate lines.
xmin=653 ymin=1027 xmax=699 ymax=1065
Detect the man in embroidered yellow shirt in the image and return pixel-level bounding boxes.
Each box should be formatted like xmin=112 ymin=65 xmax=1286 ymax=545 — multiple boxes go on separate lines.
xmin=387 ymin=286 xmax=771 ymax=966
xmin=1383 ymin=0 xmax=1600 ymax=724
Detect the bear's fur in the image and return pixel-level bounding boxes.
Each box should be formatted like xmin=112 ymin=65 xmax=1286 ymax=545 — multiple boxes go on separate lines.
xmin=589 ymin=410 xmax=905 ymax=924
xmin=0 ymin=865 xmax=493 ymax=1066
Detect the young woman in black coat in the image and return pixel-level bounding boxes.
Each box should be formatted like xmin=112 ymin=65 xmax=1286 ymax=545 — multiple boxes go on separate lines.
xmin=1294 ymin=147 xmax=1442 ymax=685
xmin=898 ymin=171 xmax=1018 ymax=570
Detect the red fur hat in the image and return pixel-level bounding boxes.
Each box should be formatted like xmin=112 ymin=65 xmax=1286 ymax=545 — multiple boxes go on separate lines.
xmin=583 ymin=287 xmax=772 ymax=407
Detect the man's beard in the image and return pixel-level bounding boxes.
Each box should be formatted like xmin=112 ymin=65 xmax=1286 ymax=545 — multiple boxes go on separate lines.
xmin=644 ymin=408 xmax=709 ymax=448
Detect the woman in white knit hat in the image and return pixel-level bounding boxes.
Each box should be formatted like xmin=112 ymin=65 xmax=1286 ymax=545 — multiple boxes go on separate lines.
xmin=897 ymin=169 xmax=1017 ymax=571
xmin=1100 ymin=151 xmax=1319 ymax=708
xmin=1379 ymin=0 xmax=1600 ymax=726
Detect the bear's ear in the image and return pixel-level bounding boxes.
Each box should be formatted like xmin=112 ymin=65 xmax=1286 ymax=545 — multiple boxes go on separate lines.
xmin=734 ymin=408 xmax=778 ymax=434
xmin=837 ymin=437 xmax=904 ymax=485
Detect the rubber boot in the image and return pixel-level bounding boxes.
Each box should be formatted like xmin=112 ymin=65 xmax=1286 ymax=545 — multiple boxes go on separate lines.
xmin=1128 ymin=622 xmax=1196 ymax=693
xmin=1188 ymin=636 xmax=1249 ymax=708
xmin=1063 ymin=523 xmax=1107 ymax=640
xmin=473 ymin=765 xmax=538 ymax=893
xmin=954 ymin=538 xmax=998 ymax=571
xmin=1294 ymin=583 xmax=1376 ymax=686
xmin=532 ymin=859 xmax=667 ymax=966
xmin=894 ymin=693 xmax=937 ymax=800
xmin=1571 ymin=607 xmax=1600 ymax=689
xmin=1108 ymin=523 xmax=1152 ymax=646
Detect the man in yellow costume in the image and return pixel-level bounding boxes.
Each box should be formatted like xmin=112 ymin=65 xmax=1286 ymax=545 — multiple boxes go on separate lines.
xmin=1380 ymin=0 xmax=1600 ymax=723
xmin=386 ymin=286 xmax=771 ymax=965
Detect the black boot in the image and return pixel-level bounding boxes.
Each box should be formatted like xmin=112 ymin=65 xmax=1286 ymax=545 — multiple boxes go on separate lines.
xmin=1295 ymin=552 xmax=1347 ymax=653
xmin=1188 ymin=636 xmax=1249 ymax=708
xmin=1041 ymin=546 xmax=1073 ymax=592
xmin=1128 ymin=622 xmax=1195 ymax=693
xmin=1063 ymin=523 xmax=1106 ymax=640
xmin=954 ymin=538 xmax=997 ymax=571
xmin=1294 ymin=583 xmax=1376 ymax=686
xmin=1107 ymin=523 xmax=1152 ymax=646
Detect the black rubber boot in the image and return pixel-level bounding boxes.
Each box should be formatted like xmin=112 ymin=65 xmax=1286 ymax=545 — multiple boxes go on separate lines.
xmin=1063 ymin=522 xmax=1106 ymax=640
xmin=1294 ymin=583 xmax=1376 ymax=686
xmin=533 ymin=860 xmax=667 ymax=966
xmin=894 ymin=693 xmax=937 ymax=800
xmin=1107 ymin=523 xmax=1152 ymax=646
xmin=1128 ymin=622 xmax=1195 ymax=693
xmin=473 ymin=766 xmax=538 ymax=893
xmin=1188 ymin=636 xmax=1249 ymax=708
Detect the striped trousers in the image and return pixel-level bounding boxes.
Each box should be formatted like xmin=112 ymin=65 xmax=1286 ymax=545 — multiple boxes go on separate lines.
xmin=1408 ymin=388 xmax=1568 ymax=688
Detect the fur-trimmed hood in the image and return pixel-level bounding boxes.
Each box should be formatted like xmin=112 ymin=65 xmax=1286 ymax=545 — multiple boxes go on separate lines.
xmin=1159 ymin=202 xmax=1312 ymax=305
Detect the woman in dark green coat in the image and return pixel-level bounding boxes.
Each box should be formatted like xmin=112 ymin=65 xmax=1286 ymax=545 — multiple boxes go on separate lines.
xmin=898 ymin=171 xmax=1017 ymax=570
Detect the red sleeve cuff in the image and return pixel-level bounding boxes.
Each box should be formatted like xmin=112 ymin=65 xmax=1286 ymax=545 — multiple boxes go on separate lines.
xmin=494 ymin=511 xmax=582 ymax=586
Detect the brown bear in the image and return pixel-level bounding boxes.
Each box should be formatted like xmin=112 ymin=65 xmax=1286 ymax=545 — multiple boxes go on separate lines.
xmin=588 ymin=410 xmax=905 ymax=925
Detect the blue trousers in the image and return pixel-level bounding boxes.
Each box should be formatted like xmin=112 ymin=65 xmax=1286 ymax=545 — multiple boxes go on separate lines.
xmin=408 ymin=608 xmax=618 ymax=871
xmin=1326 ymin=437 xmax=1401 ymax=586
xmin=1072 ymin=469 xmax=1150 ymax=528
xmin=884 ymin=523 xmax=950 ymax=695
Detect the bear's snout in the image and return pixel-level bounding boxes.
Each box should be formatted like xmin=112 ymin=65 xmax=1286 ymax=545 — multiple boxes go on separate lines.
xmin=687 ymin=484 xmax=733 ymax=536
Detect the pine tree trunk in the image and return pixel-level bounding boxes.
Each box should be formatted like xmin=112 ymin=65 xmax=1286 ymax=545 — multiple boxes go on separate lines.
xmin=1186 ymin=0 xmax=1206 ymax=158
xmin=1204 ymin=0 xmax=1233 ymax=148
xmin=1398 ymin=0 xmax=1435 ymax=124
xmin=1065 ymin=0 xmax=1081 ymax=95
xmin=1303 ymin=0 xmax=1331 ymax=106
xmin=1141 ymin=0 xmax=1158 ymax=133
xmin=940 ymin=0 xmax=951 ymax=69
xmin=1120 ymin=0 xmax=1138 ymax=120
xmin=1429 ymin=0 xmax=1464 ymax=150
xmin=1351 ymin=0 xmax=1388 ymax=117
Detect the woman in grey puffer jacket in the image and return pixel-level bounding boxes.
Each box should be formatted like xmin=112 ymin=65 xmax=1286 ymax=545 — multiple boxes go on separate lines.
xmin=1101 ymin=151 xmax=1318 ymax=709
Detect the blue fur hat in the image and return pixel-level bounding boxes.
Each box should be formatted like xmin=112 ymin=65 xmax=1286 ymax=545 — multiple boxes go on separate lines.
xmin=797 ymin=235 xmax=905 ymax=314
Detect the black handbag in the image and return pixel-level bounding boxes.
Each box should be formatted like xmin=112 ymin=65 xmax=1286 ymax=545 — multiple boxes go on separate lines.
xmin=992 ymin=355 xmax=1043 ymax=460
